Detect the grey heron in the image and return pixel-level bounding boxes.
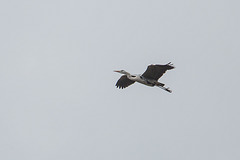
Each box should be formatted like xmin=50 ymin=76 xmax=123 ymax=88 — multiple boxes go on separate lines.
xmin=114 ymin=62 xmax=175 ymax=93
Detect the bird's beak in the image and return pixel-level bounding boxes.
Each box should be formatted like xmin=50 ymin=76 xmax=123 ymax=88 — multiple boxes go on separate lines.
xmin=114 ymin=70 xmax=120 ymax=73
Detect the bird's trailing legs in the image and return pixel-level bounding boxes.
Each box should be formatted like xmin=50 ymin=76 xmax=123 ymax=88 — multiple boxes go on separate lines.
xmin=156 ymin=85 xmax=172 ymax=93
xmin=153 ymin=81 xmax=172 ymax=93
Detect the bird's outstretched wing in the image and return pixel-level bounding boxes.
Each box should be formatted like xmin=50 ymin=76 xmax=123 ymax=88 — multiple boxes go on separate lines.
xmin=141 ymin=63 xmax=175 ymax=80
xmin=116 ymin=75 xmax=135 ymax=89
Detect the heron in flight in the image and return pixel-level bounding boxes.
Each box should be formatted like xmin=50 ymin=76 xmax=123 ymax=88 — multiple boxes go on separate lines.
xmin=114 ymin=62 xmax=175 ymax=93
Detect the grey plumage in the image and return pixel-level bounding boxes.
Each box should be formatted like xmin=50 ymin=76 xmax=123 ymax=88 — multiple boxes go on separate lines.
xmin=114 ymin=62 xmax=175 ymax=92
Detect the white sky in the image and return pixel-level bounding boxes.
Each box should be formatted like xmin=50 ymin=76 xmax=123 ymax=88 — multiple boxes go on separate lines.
xmin=0 ymin=0 xmax=240 ymax=160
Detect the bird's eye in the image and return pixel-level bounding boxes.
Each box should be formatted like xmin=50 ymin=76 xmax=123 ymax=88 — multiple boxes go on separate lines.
xmin=131 ymin=75 xmax=136 ymax=78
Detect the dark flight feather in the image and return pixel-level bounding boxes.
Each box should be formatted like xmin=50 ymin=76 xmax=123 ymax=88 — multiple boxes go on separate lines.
xmin=115 ymin=75 xmax=135 ymax=89
xmin=141 ymin=63 xmax=174 ymax=81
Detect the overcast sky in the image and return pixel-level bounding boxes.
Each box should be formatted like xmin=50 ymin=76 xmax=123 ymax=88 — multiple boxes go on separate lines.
xmin=0 ymin=0 xmax=240 ymax=160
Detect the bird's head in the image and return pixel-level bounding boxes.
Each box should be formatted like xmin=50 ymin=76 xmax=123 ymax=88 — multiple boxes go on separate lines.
xmin=114 ymin=70 xmax=129 ymax=75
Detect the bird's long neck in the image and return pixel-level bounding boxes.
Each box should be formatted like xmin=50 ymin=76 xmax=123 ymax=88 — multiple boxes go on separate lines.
xmin=123 ymin=71 xmax=131 ymax=76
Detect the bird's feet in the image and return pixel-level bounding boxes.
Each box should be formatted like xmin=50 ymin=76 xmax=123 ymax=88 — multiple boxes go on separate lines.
xmin=165 ymin=87 xmax=172 ymax=93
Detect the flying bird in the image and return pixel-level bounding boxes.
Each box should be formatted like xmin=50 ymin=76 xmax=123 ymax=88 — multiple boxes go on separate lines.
xmin=114 ymin=62 xmax=175 ymax=93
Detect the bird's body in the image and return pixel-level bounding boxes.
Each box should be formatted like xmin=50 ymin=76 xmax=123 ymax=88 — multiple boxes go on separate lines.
xmin=114 ymin=63 xmax=174 ymax=93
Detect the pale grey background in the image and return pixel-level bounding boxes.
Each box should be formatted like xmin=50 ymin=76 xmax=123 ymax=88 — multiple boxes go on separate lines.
xmin=0 ymin=0 xmax=239 ymax=160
